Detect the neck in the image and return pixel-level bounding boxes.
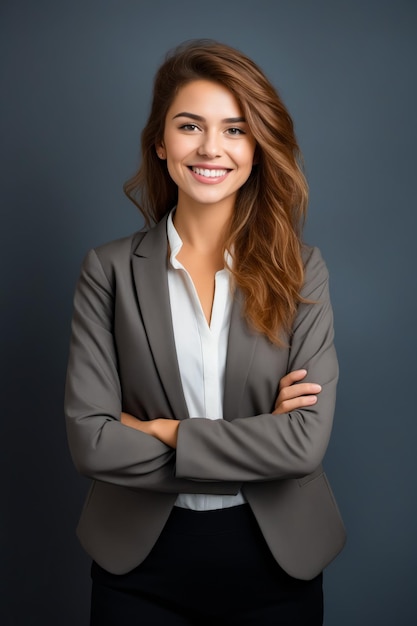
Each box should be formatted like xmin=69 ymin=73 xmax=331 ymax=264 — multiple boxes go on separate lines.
xmin=173 ymin=198 xmax=234 ymax=254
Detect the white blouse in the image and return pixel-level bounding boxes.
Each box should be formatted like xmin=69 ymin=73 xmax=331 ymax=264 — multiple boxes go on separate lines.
xmin=167 ymin=210 xmax=246 ymax=510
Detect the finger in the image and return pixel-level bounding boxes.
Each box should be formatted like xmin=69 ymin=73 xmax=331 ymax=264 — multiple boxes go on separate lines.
xmin=278 ymin=369 xmax=308 ymax=390
xmin=277 ymin=382 xmax=322 ymax=403
xmin=273 ymin=394 xmax=319 ymax=415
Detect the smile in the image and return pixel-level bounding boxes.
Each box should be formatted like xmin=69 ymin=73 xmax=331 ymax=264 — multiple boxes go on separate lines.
xmin=190 ymin=166 xmax=229 ymax=178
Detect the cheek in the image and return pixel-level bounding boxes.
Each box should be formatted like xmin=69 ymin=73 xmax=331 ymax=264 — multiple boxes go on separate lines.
xmin=237 ymin=144 xmax=256 ymax=169
xmin=165 ymin=152 xmax=188 ymax=187
xmin=165 ymin=161 xmax=180 ymax=185
xmin=166 ymin=145 xmax=189 ymax=168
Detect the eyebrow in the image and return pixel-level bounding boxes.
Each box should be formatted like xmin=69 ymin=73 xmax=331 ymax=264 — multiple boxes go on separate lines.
xmin=172 ymin=112 xmax=246 ymax=124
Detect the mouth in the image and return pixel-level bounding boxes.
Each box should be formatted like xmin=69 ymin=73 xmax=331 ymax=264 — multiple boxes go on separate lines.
xmin=188 ymin=166 xmax=230 ymax=179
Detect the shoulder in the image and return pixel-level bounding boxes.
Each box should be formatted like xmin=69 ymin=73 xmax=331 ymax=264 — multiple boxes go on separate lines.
xmin=85 ymin=214 xmax=169 ymax=269
xmin=302 ymin=244 xmax=327 ymax=270
xmin=77 ymin=229 xmax=149 ymax=290
xmin=301 ymin=244 xmax=330 ymax=298
xmin=94 ymin=229 xmax=148 ymax=263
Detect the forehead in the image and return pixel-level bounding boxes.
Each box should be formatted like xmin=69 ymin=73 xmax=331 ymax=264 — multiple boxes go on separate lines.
xmin=167 ymin=80 xmax=243 ymax=117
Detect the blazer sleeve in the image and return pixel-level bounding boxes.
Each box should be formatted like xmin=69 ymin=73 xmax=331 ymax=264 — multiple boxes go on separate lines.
xmin=64 ymin=248 xmax=240 ymax=495
xmin=175 ymin=246 xmax=338 ymax=482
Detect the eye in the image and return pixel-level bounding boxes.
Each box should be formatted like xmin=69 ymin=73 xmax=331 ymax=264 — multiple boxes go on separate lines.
xmin=179 ymin=124 xmax=200 ymax=132
xmin=226 ymin=127 xmax=245 ymax=136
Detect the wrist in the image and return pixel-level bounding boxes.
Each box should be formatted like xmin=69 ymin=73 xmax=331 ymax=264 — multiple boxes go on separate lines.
xmin=154 ymin=418 xmax=179 ymax=448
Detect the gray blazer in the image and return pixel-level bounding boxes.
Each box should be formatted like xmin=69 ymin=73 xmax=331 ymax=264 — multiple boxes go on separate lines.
xmin=64 ymin=215 xmax=346 ymax=580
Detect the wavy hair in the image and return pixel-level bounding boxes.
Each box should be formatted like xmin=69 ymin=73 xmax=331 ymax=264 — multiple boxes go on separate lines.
xmin=124 ymin=39 xmax=309 ymax=345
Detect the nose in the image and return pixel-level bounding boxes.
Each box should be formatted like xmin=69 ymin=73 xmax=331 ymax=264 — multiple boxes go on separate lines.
xmin=197 ymin=130 xmax=222 ymax=158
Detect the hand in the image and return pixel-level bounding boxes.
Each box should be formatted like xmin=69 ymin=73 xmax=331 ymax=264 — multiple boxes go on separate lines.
xmin=273 ymin=369 xmax=322 ymax=414
xmin=120 ymin=412 xmax=180 ymax=448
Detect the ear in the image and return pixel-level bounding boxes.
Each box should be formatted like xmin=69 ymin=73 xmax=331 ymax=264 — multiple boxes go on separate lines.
xmin=155 ymin=143 xmax=166 ymax=160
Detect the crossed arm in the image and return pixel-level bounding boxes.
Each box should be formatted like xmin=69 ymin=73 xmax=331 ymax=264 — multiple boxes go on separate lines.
xmin=66 ymin=244 xmax=335 ymax=486
xmin=121 ymin=368 xmax=322 ymax=448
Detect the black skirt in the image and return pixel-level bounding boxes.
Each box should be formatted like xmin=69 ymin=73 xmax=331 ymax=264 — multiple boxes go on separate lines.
xmin=90 ymin=504 xmax=323 ymax=626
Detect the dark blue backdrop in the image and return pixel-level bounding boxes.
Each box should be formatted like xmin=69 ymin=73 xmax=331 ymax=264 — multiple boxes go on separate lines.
xmin=1 ymin=1 xmax=416 ymax=624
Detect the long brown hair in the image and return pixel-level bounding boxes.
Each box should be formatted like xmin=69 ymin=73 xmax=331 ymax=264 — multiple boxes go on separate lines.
xmin=124 ymin=39 xmax=309 ymax=345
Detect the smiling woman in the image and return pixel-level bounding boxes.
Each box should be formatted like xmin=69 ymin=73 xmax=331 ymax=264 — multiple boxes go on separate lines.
xmin=64 ymin=39 xmax=346 ymax=625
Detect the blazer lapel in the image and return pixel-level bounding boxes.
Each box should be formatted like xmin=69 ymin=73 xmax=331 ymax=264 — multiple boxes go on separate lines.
xmin=223 ymin=290 xmax=259 ymax=422
xmin=131 ymin=217 xmax=189 ymax=421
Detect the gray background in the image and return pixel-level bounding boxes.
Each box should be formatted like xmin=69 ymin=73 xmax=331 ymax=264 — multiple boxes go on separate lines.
xmin=1 ymin=1 xmax=416 ymax=624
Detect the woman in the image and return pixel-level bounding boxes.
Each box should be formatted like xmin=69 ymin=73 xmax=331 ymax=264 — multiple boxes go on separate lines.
xmin=65 ymin=39 xmax=346 ymax=625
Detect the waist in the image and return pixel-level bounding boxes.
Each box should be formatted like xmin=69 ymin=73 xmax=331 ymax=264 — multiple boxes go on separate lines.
xmin=174 ymin=491 xmax=247 ymax=511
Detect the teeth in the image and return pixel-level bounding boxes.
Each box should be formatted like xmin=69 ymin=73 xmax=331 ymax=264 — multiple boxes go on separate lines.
xmin=191 ymin=167 xmax=228 ymax=178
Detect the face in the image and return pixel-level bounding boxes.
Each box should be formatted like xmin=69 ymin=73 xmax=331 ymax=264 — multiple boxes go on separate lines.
xmin=158 ymin=80 xmax=257 ymax=214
